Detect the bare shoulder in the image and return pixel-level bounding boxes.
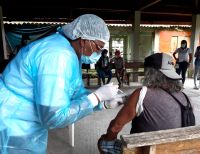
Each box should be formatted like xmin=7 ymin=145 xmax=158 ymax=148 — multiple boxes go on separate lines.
xmin=131 ymin=88 xmax=142 ymax=96
xmin=128 ymin=88 xmax=142 ymax=103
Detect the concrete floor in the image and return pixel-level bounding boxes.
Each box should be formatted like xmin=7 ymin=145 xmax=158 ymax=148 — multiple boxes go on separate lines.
xmin=47 ymin=78 xmax=200 ymax=154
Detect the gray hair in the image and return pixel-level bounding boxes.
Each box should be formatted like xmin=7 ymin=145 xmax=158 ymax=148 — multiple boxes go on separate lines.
xmin=143 ymin=67 xmax=182 ymax=92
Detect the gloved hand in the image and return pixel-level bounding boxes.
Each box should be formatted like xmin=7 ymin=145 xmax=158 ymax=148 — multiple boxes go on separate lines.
xmin=103 ymin=97 xmax=124 ymax=109
xmin=94 ymin=83 xmax=118 ymax=102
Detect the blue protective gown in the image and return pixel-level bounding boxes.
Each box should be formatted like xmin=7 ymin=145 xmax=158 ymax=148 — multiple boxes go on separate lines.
xmin=0 ymin=33 xmax=99 ymax=153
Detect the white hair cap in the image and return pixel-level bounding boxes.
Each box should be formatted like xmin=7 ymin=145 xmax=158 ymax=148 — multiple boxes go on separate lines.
xmin=61 ymin=14 xmax=110 ymax=43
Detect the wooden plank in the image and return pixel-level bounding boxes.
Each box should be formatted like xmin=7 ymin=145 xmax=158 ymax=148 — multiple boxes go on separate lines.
xmin=121 ymin=126 xmax=200 ymax=149
xmin=124 ymin=61 xmax=144 ymax=83
xmin=124 ymin=139 xmax=200 ymax=154
xmin=123 ymin=146 xmax=150 ymax=154
xmin=149 ymin=145 xmax=156 ymax=154
xmin=153 ymin=139 xmax=200 ymax=154
xmin=124 ymin=62 xmax=144 ymax=69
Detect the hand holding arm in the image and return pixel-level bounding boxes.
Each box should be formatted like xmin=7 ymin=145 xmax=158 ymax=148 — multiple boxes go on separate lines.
xmin=87 ymin=83 xmax=119 ymax=109
xmin=103 ymin=94 xmax=129 ymax=109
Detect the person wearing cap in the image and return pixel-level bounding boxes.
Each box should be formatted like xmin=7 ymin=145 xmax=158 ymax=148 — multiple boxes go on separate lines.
xmin=110 ymin=49 xmax=125 ymax=88
xmin=0 ymin=14 xmax=121 ymax=153
xmin=173 ymin=40 xmax=192 ymax=85
xmin=98 ymin=53 xmax=189 ymax=154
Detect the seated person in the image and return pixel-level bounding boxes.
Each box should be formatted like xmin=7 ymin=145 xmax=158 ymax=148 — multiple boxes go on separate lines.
xmin=98 ymin=53 xmax=188 ymax=154
xmin=96 ymin=49 xmax=112 ymax=85
xmin=111 ymin=49 xmax=124 ymax=87
xmin=13 ymin=34 xmax=30 ymax=59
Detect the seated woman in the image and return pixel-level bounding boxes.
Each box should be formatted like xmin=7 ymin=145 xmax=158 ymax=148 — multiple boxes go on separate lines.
xmin=96 ymin=49 xmax=112 ymax=85
xmin=98 ymin=53 xmax=189 ymax=154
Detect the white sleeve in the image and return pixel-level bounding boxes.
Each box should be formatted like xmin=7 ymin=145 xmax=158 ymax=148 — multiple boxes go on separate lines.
xmin=136 ymin=86 xmax=147 ymax=116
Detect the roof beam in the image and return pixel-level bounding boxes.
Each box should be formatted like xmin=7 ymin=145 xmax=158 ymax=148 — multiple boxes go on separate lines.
xmin=75 ymin=8 xmax=131 ymax=13
xmin=139 ymin=0 xmax=161 ymax=11
xmin=195 ymin=0 xmax=199 ymax=10
xmin=142 ymin=11 xmax=192 ymax=17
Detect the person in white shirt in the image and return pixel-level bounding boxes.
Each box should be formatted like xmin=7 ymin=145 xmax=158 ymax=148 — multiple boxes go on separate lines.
xmin=173 ymin=40 xmax=192 ymax=85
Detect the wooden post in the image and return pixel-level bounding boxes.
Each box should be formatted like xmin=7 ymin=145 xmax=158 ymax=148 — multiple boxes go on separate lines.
xmin=132 ymin=11 xmax=141 ymax=61
xmin=0 ymin=6 xmax=7 ymax=61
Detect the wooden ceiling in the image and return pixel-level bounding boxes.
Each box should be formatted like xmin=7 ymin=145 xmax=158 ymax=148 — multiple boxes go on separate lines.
xmin=1 ymin=0 xmax=200 ymax=24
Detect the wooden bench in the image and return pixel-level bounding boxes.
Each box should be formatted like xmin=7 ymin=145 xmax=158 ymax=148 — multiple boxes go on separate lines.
xmin=82 ymin=64 xmax=117 ymax=87
xmin=82 ymin=68 xmax=116 ymax=87
xmin=82 ymin=62 xmax=145 ymax=87
xmin=121 ymin=125 xmax=200 ymax=154
xmin=82 ymin=69 xmax=100 ymax=86
xmin=124 ymin=61 xmax=144 ymax=85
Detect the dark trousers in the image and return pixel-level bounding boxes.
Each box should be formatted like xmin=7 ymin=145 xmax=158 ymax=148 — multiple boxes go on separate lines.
xmin=115 ymin=68 xmax=124 ymax=85
xmin=97 ymin=69 xmax=112 ymax=85
xmin=194 ymin=59 xmax=200 ymax=87
xmin=176 ymin=61 xmax=189 ymax=84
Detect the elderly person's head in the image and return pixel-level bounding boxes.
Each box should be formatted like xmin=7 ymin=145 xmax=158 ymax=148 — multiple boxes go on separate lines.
xmin=115 ymin=49 xmax=121 ymax=57
xmin=143 ymin=53 xmax=182 ymax=92
xmin=60 ymin=14 xmax=109 ymax=58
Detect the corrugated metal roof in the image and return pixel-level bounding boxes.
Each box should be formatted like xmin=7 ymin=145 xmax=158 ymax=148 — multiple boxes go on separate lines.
xmin=3 ymin=21 xmax=191 ymax=28
xmin=3 ymin=21 xmax=67 ymax=25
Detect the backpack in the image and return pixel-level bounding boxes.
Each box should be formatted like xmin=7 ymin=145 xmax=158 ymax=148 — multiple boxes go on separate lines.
xmin=162 ymin=89 xmax=195 ymax=127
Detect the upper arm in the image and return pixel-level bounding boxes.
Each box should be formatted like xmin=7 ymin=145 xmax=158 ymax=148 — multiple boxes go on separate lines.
xmin=188 ymin=49 xmax=192 ymax=60
xmin=114 ymin=88 xmax=140 ymax=122
xmin=194 ymin=48 xmax=199 ymax=57
xmin=35 ymin=51 xmax=73 ymax=104
xmin=34 ymin=50 xmax=76 ymax=125
xmin=195 ymin=47 xmax=200 ymax=57
xmin=173 ymin=50 xmax=178 ymax=58
xmin=107 ymin=88 xmax=141 ymax=135
xmin=188 ymin=48 xmax=192 ymax=54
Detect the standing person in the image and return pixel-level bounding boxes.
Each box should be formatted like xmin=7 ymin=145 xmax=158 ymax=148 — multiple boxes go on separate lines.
xmin=0 ymin=14 xmax=120 ymax=153
xmin=98 ymin=53 xmax=189 ymax=154
xmin=111 ymin=49 xmax=124 ymax=88
xmin=194 ymin=46 xmax=200 ymax=89
xmin=173 ymin=40 xmax=192 ymax=86
xmin=96 ymin=49 xmax=113 ymax=85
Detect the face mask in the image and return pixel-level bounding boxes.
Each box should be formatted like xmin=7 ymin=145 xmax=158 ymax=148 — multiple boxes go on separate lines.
xmin=181 ymin=44 xmax=186 ymax=48
xmin=81 ymin=52 xmax=101 ymax=64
